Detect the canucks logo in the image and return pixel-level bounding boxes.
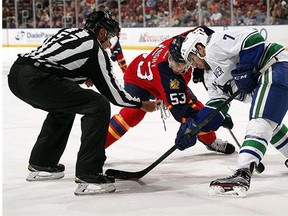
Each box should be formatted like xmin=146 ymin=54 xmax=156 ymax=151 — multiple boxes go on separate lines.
xmin=213 ymin=66 xmax=224 ymax=78
xmin=170 ymin=79 xmax=180 ymax=89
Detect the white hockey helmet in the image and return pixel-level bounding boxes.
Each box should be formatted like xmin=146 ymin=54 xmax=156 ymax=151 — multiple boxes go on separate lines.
xmin=181 ymin=28 xmax=208 ymax=61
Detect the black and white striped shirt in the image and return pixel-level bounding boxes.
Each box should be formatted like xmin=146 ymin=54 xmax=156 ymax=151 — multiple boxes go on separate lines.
xmin=20 ymin=28 xmax=141 ymax=108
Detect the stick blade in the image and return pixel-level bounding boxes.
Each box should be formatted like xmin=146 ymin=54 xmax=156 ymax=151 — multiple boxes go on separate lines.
xmin=105 ymin=169 xmax=142 ymax=180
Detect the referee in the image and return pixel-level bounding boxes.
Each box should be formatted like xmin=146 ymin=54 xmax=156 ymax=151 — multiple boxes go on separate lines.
xmin=7 ymin=11 xmax=158 ymax=195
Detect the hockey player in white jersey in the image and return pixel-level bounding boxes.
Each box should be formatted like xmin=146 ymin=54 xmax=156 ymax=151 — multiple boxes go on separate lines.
xmin=180 ymin=27 xmax=288 ymax=197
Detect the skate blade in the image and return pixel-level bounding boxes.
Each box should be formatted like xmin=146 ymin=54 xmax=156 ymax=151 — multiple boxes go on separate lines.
xmin=208 ymin=185 xmax=247 ymax=198
xmin=74 ymin=183 xmax=116 ymax=196
xmin=26 ymin=171 xmax=64 ymax=181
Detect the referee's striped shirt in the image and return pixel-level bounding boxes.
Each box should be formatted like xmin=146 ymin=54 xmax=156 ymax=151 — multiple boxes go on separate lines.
xmin=20 ymin=28 xmax=141 ymax=108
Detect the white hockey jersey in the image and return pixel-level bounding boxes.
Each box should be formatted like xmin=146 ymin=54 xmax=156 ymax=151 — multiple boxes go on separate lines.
xmin=203 ymin=28 xmax=285 ymax=102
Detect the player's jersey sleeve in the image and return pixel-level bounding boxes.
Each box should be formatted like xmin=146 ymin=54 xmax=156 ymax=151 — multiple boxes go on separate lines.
xmin=85 ymin=42 xmax=142 ymax=108
xmin=204 ymin=29 xmax=261 ymax=102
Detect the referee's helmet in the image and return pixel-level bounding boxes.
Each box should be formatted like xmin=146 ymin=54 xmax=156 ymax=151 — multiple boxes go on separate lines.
xmin=85 ymin=11 xmax=120 ymax=39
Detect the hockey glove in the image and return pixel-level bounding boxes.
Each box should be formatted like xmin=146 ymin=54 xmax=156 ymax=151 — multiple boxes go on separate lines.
xmin=192 ymin=68 xmax=204 ymax=83
xmin=175 ymin=119 xmax=198 ymax=151
xmin=221 ymin=114 xmax=234 ymax=129
xmin=231 ymin=64 xmax=258 ymax=94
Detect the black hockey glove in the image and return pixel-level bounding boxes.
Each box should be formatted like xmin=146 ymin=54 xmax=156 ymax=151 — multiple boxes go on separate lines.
xmin=192 ymin=68 xmax=204 ymax=83
xmin=221 ymin=114 xmax=234 ymax=129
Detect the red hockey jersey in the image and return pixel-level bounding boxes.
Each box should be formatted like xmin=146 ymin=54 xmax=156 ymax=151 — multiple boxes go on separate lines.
xmin=124 ymin=29 xmax=203 ymax=122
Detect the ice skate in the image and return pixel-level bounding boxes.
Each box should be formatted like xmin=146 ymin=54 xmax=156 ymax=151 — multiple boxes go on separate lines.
xmin=208 ymin=163 xmax=254 ymax=198
xmin=26 ymin=163 xmax=65 ymax=181
xmin=74 ymin=173 xmax=116 ymax=196
xmin=206 ymin=138 xmax=235 ymax=154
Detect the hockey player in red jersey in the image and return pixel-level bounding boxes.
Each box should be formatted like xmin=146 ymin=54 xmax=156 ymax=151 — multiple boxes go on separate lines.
xmin=105 ymin=26 xmax=235 ymax=154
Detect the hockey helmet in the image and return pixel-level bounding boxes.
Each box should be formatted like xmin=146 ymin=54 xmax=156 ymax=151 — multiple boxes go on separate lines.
xmin=181 ymin=27 xmax=208 ymax=61
xmin=169 ymin=36 xmax=186 ymax=63
xmin=84 ymin=11 xmax=120 ymax=39
xmin=168 ymin=36 xmax=192 ymax=74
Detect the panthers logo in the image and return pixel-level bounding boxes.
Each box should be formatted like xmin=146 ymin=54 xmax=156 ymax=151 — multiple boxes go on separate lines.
xmin=170 ymin=79 xmax=180 ymax=89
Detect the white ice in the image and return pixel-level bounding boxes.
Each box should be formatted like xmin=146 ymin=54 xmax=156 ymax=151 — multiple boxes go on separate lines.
xmin=2 ymin=47 xmax=288 ymax=216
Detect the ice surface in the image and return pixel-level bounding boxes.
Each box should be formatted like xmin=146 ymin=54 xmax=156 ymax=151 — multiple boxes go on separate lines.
xmin=2 ymin=48 xmax=288 ymax=216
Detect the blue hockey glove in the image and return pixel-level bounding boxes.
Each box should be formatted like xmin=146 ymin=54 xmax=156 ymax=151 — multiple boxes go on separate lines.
xmin=231 ymin=64 xmax=258 ymax=94
xmin=175 ymin=119 xmax=199 ymax=151
xmin=221 ymin=114 xmax=234 ymax=129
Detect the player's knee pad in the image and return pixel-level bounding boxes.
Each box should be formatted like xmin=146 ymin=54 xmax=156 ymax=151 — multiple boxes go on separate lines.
xmin=246 ymin=118 xmax=274 ymax=141
xmin=119 ymin=108 xmax=146 ymax=127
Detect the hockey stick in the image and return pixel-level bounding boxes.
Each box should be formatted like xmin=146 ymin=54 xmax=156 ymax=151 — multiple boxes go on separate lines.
xmin=105 ymin=91 xmax=240 ymax=180
xmin=228 ymin=129 xmax=265 ymax=173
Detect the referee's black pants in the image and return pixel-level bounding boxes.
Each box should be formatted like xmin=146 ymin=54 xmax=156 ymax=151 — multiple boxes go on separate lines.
xmin=8 ymin=62 xmax=110 ymax=176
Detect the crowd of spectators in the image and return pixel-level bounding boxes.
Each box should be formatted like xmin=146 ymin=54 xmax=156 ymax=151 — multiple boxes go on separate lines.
xmin=2 ymin=0 xmax=288 ymax=29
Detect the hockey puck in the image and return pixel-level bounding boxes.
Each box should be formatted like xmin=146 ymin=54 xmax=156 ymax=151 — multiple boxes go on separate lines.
xmin=256 ymin=162 xmax=265 ymax=174
xmin=285 ymin=159 xmax=288 ymax=168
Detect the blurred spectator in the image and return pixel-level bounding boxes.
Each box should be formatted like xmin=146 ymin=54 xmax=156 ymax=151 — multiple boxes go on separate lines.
xmin=252 ymin=9 xmax=266 ymax=24
xmin=3 ymin=6 xmax=13 ymax=28
xmin=243 ymin=10 xmax=256 ymax=25
xmin=157 ymin=11 xmax=169 ymax=27
xmin=37 ymin=10 xmax=50 ymax=28
xmin=146 ymin=9 xmax=158 ymax=27
xmin=203 ymin=17 xmax=212 ymax=26
xmin=210 ymin=8 xmax=223 ymax=25
xmin=2 ymin=0 xmax=288 ymax=28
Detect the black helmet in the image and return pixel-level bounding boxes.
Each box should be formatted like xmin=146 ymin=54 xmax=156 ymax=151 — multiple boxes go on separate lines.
xmin=169 ymin=36 xmax=186 ymax=63
xmin=84 ymin=11 xmax=120 ymax=38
